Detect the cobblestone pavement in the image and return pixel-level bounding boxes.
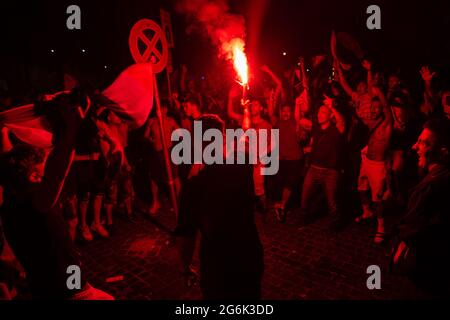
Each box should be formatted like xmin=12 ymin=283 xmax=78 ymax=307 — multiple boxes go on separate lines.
xmin=80 ymin=200 xmax=430 ymax=300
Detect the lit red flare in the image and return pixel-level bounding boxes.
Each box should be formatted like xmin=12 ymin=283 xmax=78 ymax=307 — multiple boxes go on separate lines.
xmin=231 ymin=38 xmax=249 ymax=87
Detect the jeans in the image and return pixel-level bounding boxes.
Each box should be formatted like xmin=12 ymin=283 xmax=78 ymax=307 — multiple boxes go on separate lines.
xmin=301 ymin=165 xmax=340 ymax=217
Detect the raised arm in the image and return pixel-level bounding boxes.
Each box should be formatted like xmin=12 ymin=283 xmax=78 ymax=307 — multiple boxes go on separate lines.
xmin=373 ymin=87 xmax=392 ymax=124
xmin=362 ymin=60 xmax=373 ymax=93
xmin=294 ymin=90 xmax=308 ymax=122
xmin=419 ymin=66 xmax=437 ymax=115
xmin=325 ymin=96 xmax=346 ymax=134
xmin=335 ymin=61 xmax=356 ymax=98
xmin=295 ymin=90 xmax=312 ymax=131
xmin=227 ymin=86 xmax=243 ymax=124
xmin=420 ymin=66 xmax=436 ymax=99
xmin=299 ymin=57 xmax=309 ymax=90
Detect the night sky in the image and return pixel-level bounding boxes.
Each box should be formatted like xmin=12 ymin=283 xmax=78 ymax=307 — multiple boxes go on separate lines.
xmin=0 ymin=0 xmax=449 ymax=94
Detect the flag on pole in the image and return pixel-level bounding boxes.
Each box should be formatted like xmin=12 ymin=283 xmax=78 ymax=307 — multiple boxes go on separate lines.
xmin=103 ymin=63 xmax=154 ymax=129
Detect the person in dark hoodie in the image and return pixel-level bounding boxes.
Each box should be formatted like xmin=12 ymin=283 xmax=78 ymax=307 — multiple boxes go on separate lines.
xmin=175 ymin=114 xmax=264 ymax=300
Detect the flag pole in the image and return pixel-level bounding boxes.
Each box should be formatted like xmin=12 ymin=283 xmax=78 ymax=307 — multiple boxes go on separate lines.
xmin=152 ymin=71 xmax=179 ymax=222
xmin=166 ymin=50 xmax=174 ymax=109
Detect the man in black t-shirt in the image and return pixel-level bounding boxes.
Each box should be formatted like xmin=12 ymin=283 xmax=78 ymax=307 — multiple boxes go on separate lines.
xmin=299 ymin=97 xmax=346 ymax=230
xmin=175 ymin=115 xmax=264 ymax=300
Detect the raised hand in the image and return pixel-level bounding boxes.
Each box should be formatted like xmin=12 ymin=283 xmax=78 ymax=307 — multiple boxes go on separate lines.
xmin=362 ymin=60 xmax=371 ymax=71
xmin=420 ymin=66 xmax=436 ymax=82
xmin=323 ymin=95 xmax=334 ymax=109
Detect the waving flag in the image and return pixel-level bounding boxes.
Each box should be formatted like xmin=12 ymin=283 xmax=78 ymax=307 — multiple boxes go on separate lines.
xmin=0 ymin=104 xmax=53 ymax=148
xmin=103 ymin=63 xmax=154 ymax=129
xmin=0 ymin=63 xmax=154 ymax=147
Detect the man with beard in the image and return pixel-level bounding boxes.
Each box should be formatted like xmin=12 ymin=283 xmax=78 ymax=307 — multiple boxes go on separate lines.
xmin=392 ymin=119 xmax=450 ymax=298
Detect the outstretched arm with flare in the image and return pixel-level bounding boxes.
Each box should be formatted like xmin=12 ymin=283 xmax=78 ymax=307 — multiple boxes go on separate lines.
xmin=335 ymin=62 xmax=356 ymax=98
xmin=227 ymin=86 xmax=244 ymax=124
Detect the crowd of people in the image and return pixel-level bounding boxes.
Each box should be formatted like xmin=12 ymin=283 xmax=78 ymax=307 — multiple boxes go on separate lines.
xmin=1 ymin=45 xmax=450 ymax=299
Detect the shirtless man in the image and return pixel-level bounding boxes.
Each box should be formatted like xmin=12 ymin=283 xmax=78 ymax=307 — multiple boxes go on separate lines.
xmin=357 ymin=90 xmax=392 ymax=243
xmin=337 ymin=60 xmax=393 ymax=243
